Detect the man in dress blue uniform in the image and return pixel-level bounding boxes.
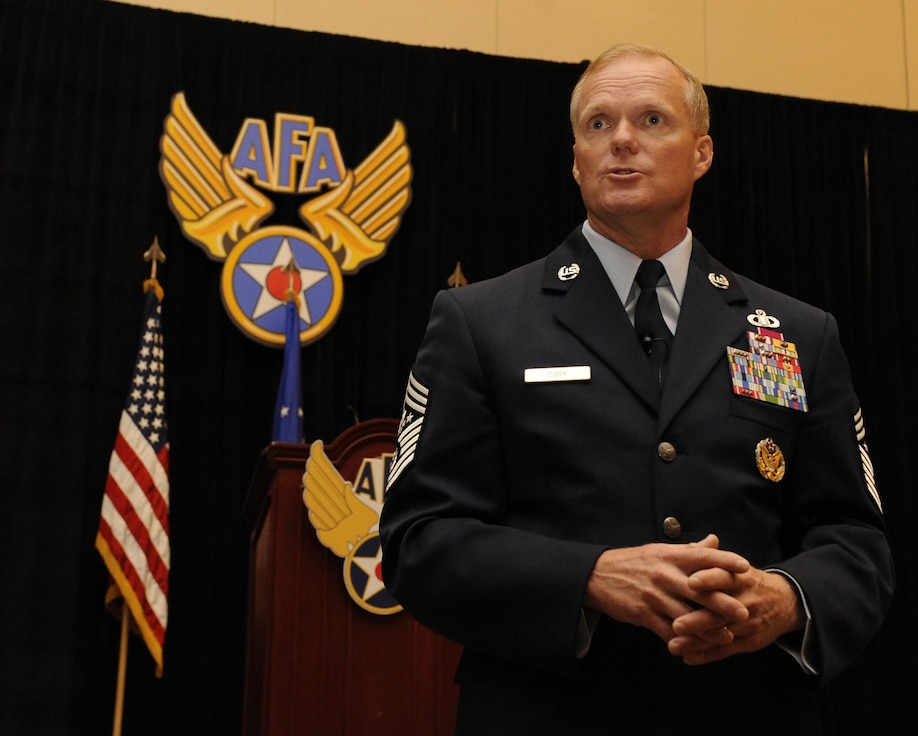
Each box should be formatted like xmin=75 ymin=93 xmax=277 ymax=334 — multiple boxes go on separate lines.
xmin=380 ymin=43 xmax=894 ymax=735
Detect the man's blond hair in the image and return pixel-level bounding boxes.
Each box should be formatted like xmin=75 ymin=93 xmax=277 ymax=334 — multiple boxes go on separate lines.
xmin=569 ymin=43 xmax=710 ymax=136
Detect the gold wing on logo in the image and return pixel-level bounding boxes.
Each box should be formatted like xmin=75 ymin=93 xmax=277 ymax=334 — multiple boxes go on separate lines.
xmin=302 ymin=440 xmax=377 ymax=558
xmin=299 ymin=121 xmax=412 ymax=273
xmin=159 ymin=92 xmax=273 ymax=260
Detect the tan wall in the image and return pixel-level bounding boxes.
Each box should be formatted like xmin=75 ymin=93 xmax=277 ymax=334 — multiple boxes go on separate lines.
xmin=110 ymin=0 xmax=918 ymax=111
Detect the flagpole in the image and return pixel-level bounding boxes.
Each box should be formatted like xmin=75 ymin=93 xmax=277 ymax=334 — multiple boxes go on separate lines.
xmin=106 ymin=237 xmax=169 ymax=736
xmin=272 ymin=256 xmax=304 ymax=443
xmin=283 ymin=255 xmax=299 ymax=305
xmin=112 ymin=605 xmax=130 ymax=736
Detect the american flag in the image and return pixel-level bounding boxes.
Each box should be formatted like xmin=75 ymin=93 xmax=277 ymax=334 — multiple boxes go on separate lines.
xmin=96 ymin=284 xmax=170 ymax=676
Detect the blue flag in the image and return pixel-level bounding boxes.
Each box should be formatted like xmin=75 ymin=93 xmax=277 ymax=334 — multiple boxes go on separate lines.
xmin=272 ymin=299 xmax=304 ymax=442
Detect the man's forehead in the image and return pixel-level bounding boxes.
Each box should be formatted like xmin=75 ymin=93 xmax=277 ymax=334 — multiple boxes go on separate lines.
xmin=588 ymin=56 xmax=682 ymax=91
xmin=579 ymin=57 xmax=688 ymax=110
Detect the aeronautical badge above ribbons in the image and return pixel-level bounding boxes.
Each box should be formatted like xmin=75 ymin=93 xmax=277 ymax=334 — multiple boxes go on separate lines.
xmin=726 ymin=309 xmax=809 ymax=412
xmin=301 ymin=421 xmax=402 ymax=615
xmin=159 ymin=93 xmax=412 ymax=347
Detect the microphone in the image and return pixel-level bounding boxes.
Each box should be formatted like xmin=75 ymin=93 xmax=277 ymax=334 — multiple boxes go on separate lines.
xmin=637 ymin=328 xmax=670 ymax=385
xmin=635 ymin=315 xmax=669 ymax=388
xmin=636 ymin=316 xmax=656 ymax=354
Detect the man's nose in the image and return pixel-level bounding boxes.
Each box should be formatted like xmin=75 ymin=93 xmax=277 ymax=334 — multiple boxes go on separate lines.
xmin=611 ymin=121 xmax=638 ymax=154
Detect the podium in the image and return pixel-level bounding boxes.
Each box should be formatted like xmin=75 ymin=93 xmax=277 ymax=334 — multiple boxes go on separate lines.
xmin=241 ymin=418 xmax=462 ymax=735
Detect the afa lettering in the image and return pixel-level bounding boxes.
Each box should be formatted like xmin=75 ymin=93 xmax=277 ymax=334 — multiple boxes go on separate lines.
xmin=231 ymin=117 xmax=273 ymax=187
xmin=354 ymin=460 xmax=377 ymax=502
xmin=229 ymin=113 xmax=346 ymax=193
xmin=276 ymin=116 xmax=312 ymax=191
xmin=300 ymin=127 xmax=345 ymax=191
xmin=352 ymin=453 xmax=396 ymax=509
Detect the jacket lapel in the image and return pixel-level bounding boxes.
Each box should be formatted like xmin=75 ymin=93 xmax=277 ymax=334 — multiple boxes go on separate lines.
xmin=544 ymin=230 xmax=661 ymax=405
xmin=659 ymin=240 xmax=749 ymax=431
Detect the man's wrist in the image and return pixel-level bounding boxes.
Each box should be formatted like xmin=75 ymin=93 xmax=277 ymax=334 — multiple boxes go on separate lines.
xmin=766 ymin=570 xmax=805 ymax=634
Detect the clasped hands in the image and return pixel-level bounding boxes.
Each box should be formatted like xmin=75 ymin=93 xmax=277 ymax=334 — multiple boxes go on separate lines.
xmin=583 ymin=534 xmax=804 ymax=665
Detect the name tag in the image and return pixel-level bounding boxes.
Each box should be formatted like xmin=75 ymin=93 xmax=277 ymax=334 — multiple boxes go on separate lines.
xmin=524 ymin=366 xmax=592 ymax=383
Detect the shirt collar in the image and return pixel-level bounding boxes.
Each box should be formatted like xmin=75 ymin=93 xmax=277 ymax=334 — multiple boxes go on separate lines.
xmin=580 ymin=220 xmax=692 ymax=307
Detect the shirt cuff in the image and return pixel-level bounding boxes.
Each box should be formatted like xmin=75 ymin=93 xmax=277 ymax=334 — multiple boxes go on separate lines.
xmin=576 ymin=608 xmax=601 ymax=659
xmin=765 ymin=568 xmax=818 ymax=675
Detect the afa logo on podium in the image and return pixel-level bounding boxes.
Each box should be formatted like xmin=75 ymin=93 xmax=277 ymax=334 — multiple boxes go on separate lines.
xmin=159 ymin=93 xmax=412 ymax=346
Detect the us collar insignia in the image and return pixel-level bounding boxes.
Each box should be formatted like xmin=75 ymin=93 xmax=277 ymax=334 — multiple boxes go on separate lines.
xmin=726 ymin=310 xmax=809 ymax=412
xmin=558 ymin=263 xmax=580 ymax=281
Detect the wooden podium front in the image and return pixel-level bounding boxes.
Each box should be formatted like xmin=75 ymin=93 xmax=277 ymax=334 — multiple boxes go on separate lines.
xmin=241 ymin=419 xmax=462 ymax=735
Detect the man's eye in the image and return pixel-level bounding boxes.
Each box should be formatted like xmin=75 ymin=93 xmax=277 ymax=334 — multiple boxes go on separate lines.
xmin=646 ymin=114 xmax=662 ymax=126
xmin=590 ymin=119 xmax=607 ymax=130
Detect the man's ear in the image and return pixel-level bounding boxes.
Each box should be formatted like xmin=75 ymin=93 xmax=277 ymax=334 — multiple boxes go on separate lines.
xmin=693 ymin=135 xmax=714 ymax=181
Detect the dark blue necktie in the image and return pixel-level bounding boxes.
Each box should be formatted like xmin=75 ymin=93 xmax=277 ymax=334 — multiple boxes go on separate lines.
xmin=634 ymin=260 xmax=672 ymax=385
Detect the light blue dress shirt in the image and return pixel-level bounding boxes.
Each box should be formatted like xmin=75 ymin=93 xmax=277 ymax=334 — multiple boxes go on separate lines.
xmin=580 ymin=219 xmax=690 ymax=336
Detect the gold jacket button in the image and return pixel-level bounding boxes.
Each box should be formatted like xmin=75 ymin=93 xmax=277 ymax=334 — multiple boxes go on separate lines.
xmin=662 ymin=516 xmax=682 ymax=539
xmin=657 ymin=442 xmax=677 ymax=462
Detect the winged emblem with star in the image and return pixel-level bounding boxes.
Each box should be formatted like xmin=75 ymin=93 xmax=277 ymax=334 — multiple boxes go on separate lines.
xmin=160 ymin=91 xmax=412 ymax=270
xmin=157 ymin=92 xmax=412 ymax=346
xmin=302 ymin=439 xmax=377 ymax=557
xmin=302 ymin=439 xmax=401 ymax=615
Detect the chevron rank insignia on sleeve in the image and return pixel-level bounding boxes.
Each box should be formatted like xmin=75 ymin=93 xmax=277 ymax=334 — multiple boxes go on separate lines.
xmin=386 ymin=371 xmax=429 ymax=493
xmin=854 ymin=407 xmax=882 ymax=511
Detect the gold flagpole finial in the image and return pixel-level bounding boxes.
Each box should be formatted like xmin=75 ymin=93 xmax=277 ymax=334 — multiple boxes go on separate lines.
xmin=447 ymin=261 xmax=468 ymax=288
xmin=282 ymin=256 xmax=301 ymax=306
xmin=143 ymin=237 xmax=166 ymax=300
xmin=144 ymin=237 xmax=166 ymax=280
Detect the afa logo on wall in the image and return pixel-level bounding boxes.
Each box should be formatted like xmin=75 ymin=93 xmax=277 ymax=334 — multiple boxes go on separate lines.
xmin=159 ymin=93 xmax=412 ymax=346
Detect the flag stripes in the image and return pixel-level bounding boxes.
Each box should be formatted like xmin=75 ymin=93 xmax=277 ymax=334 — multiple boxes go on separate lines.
xmin=96 ymin=287 xmax=170 ymax=675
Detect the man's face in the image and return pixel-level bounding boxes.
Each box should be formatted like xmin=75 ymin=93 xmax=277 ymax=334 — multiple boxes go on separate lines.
xmin=572 ymin=55 xmax=713 ymax=237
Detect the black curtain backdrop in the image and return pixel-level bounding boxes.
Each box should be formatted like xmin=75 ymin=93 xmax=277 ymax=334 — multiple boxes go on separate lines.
xmin=1 ymin=1 xmax=914 ymax=733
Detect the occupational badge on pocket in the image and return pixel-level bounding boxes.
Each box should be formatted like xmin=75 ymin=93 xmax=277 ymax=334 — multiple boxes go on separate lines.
xmin=755 ymin=438 xmax=785 ymax=482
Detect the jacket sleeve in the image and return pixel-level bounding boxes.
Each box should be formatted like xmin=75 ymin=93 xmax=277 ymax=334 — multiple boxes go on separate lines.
xmin=767 ymin=312 xmax=894 ymax=683
xmin=379 ymin=288 xmax=607 ymax=674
